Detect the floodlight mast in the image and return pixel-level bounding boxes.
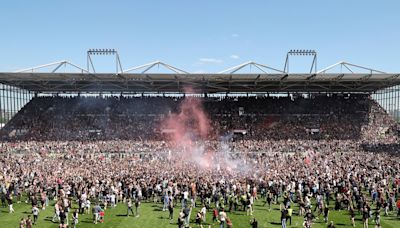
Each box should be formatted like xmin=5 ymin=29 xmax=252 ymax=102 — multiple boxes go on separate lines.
xmin=284 ymin=50 xmax=317 ymax=74
xmin=86 ymin=49 xmax=123 ymax=73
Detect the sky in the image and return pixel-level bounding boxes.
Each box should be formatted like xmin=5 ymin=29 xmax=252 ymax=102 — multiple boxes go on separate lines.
xmin=0 ymin=0 xmax=399 ymax=73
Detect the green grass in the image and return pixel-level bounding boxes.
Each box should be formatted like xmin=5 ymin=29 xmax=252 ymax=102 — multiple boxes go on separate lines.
xmin=0 ymin=199 xmax=399 ymax=228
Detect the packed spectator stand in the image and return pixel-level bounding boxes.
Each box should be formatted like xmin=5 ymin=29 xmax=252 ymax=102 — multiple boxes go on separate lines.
xmin=2 ymin=94 xmax=397 ymax=141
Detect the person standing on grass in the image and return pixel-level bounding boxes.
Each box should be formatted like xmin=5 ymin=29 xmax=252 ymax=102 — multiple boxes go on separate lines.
xmin=72 ymin=209 xmax=79 ymax=228
xmin=226 ymin=216 xmax=233 ymax=228
xmin=248 ymin=194 xmax=254 ymax=216
xmin=349 ymin=206 xmax=356 ymax=227
xmin=281 ymin=206 xmax=288 ymax=228
xmin=325 ymin=187 xmax=331 ymax=207
xmin=103 ymin=194 xmax=109 ymax=210
xmin=374 ymin=209 xmax=381 ymax=228
xmin=246 ymin=195 xmax=252 ymax=216
xmin=252 ymin=186 xmax=258 ymax=201
xmin=233 ymin=194 xmax=238 ymax=212
xmin=266 ymin=190 xmax=273 ymax=211
xmin=195 ymin=210 xmax=202 ymax=227
xmin=323 ymin=206 xmax=329 ymax=223
xmin=26 ymin=215 xmax=33 ymax=228
xmin=213 ymin=207 xmax=218 ymax=223
xmin=126 ymin=198 xmax=134 ymax=216
xmin=303 ymin=219 xmax=311 ymax=228
xmin=32 ymin=204 xmax=39 ymax=225
xmin=201 ymin=204 xmax=207 ymax=223
xmin=40 ymin=190 xmax=46 ymax=210
xmin=135 ymin=196 xmax=141 ymax=217
xmin=63 ymin=197 xmax=70 ymax=227
xmin=163 ymin=191 xmax=169 ymax=211
xmin=396 ymin=198 xmax=400 ymax=217
xmin=1 ymin=192 xmax=6 ymax=208
xmin=178 ymin=211 xmax=185 ymax=228
xmin=85 ymin=198 xmax=91 ymax=214
xmin=250 ymin=217 xmax=258 ymax=228
xmin=59 ymin=207 xmax=67 ymax=228
xmin=52 ymin=202 xmax=60 ymax=222
xmin=99 ymin=210 xmax=105 ymax=223
xmin=228 ymin=192 xmax=234 ymax=212
xmin=183 ymin=188 xmax=189 ymax=209
xmin=383 ymin=200 xmax=389 ymax=216
xmin=93 ymin=204 xmax=101 ymax=224
xmin=362 ymin=206 xmax=369 ymax=228
xmin=168 ymin=191 xmax=174 ymax=209
xmin=287 ymin=205 xmax=293 ymax=225
xmin=78 ymin=197 xmax=84 ymax=214
xmin=304 ymin=208 xmax=315 ymax=225
xmin=183 ymin=204 xmax=191 ymax=227
xmin=19 ymin=218 xmax=26 ymax=228
xmin=168 ymin=193 xmax=174 ymax=223
xmin=7 ymin=193 xmax=14 ymax=213
xmin=110 ymin=192 xmax=116 ymax=208
xmin=299 ymin=198 xmax=306 ymax=216
xmin=219 ymin=208 xmax=227 ymax=228
xmin=316 ymin=195 xmax=324 ymax=216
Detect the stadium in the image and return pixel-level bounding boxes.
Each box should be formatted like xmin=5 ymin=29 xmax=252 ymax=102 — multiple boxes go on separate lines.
xmin=0 ymin=49 xmax=400 ymax=228
xmin=1 ymin=2 xmax=400 ymax=228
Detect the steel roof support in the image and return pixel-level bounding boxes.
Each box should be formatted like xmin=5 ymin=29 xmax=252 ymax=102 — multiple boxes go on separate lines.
xmin=122 ymin=61 xmax=188 ymax=74
xmin=15 ymin=61 xmax=89 ymax=73
xmin=317 ymin=61 xmax=386 ymax=74
xmin=219 ymin=61 xmax=284 ymax=74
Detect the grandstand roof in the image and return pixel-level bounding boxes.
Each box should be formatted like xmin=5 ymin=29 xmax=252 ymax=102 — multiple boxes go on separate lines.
xmin=0 ymin=60 xmax=399 ymax=93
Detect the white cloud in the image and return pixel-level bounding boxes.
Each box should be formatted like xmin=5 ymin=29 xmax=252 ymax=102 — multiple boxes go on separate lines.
xmin=230 ymin=54 xmax=240 ymax=59
xmin=232 ymin=33 xmax=239 ymax=38
xmin=199 ymin=58 xmax=223 ymax=64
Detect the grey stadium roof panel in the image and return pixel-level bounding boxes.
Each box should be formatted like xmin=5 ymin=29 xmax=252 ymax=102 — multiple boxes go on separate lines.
xmin=0 ymin=72 xmax=399 ymax=93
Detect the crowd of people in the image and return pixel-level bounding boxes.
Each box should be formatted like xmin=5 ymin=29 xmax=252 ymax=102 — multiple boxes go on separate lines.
xmin=0 ymin=94 xmax=399 ymax=227
xmin=3 ymin=94 xmax=396 ymax=142
xmin=1 ymin=139 xmax=400 ymax=227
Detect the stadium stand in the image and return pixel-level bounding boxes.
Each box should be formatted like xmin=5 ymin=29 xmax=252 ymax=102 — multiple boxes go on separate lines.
xmin=1 ymin=94 xmax=398 ymax=144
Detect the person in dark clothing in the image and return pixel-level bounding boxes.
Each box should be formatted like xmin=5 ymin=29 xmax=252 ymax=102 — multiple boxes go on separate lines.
xmin=250 ymin=218 xmax=258 ymax=228
xmin=78 ymin=198 xmax=84 ymax=214
xmin=135 ymin=197 xmax=141 ymax=217
xmin=323 ymin=206 xmax=329 ymax=223
xmin=281 ymin=207 xmax=288 ymax=228
xmin=349 ymin=207 xmax=355 ymax=227
xmin=305 ymin=209 xmax=315 ymax=224
xmin=183 ymin=205 xmax=191 ymax=226
xmin=362 ymin=206 xmax=369 ymax=228
xmin=195 ymin=211 xmax=202 ymax=226
xmin=168 ymin=197 xmax=174 ymax=223
xmin=26 ymin=216 xmax=33 ymax=228
xmin=374 ymin=209 xmax=381 ymax=228
xmin=177 ymin=212 xmax=184 ymax=228
xmin=1 ymin=193 xmax=6 ymax=208
xmin=59 ymin=208 xmax=67 ymax=228
xmin=266 ymin=191 xmax=273 ymax=211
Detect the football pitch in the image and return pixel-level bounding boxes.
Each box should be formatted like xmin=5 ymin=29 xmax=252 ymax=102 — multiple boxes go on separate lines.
xmin=0 ymin=199 xmax=399 ymax=228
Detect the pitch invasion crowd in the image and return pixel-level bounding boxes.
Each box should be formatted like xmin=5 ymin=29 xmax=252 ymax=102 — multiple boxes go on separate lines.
xmin=0 ymin=94 xmax=399 ymax=227
xmin=1 ymin=139 xmax=400 ymax=228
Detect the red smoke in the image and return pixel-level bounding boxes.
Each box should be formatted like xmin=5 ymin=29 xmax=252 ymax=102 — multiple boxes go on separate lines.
xmin=161 ymin=87 xmax=212 ymax=157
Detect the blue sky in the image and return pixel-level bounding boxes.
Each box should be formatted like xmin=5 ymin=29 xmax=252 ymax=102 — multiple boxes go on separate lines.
xmin=0 ymin=0 xmax=399 ymax=73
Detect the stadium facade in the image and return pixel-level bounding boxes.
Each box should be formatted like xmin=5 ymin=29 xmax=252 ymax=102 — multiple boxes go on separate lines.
xmin=0 ymin=51 xmax=400 ymax=125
